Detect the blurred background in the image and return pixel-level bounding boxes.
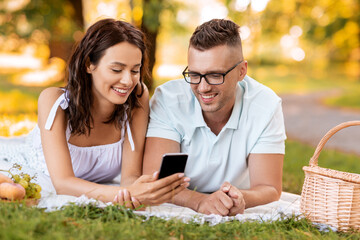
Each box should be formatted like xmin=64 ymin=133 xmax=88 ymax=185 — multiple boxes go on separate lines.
xmin=0 ymin=0 xmax=359 ymax=136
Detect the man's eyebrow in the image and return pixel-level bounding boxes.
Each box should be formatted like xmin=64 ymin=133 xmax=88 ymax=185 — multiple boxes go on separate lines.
xmin=187 ymin=69 xmax=224 ymax=74
xmin=110 ymin=62 xmax=141 ymax=67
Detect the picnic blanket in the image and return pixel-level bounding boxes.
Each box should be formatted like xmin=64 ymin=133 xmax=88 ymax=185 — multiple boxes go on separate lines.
xmin=0 ymin=159 xmax=301 ymax=225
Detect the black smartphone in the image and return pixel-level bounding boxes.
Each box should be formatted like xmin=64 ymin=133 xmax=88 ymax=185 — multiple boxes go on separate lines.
xmin=158 ymin=153 xmax=188 ymax=179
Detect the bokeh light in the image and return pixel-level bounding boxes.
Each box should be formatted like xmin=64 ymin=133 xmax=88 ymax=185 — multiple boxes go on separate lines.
xmin=240 ymin=26 xmax=251 ymax=41
xmin=200 ymin=2 xmax=228 ymax=23
xmin=251 ymin=0 xmax=270 ymax=12
xmin=291 ymin=47 xmax=306 ymax=61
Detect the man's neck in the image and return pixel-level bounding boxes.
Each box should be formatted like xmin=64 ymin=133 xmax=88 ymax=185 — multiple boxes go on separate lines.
xmin=203 ymin=107 xmax=233 ymax=136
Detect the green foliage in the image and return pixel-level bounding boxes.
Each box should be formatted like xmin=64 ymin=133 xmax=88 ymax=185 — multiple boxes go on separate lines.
xmin=0 ymin=0 xmax=81 ymax=42
xmin=141 ymin=0 xmax=164 ymax=32
xmin=225 ymin=0 xmax=359 ymax=63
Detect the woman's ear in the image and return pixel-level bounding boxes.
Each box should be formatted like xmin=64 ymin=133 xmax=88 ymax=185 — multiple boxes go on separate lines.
xmin=86 ymin=65 xmax=92 ymax=74
xmin=85 ymin=58 xmax=92 ymax=74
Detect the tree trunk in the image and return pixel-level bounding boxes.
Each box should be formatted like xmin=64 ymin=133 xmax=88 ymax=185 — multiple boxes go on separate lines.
xmin=69 ymin=0 xmax=84 ymax=28
xmin=140 ymin=24 xmax=158 ymax=90
xmin=49 ymin=0 xmax=84 ymax=62
xmin=140 ymin=0 xmax=163 ymax=90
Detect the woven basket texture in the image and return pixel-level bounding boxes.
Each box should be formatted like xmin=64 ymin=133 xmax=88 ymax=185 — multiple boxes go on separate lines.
xmin=300 ymin=121 xmax=360 ymax=232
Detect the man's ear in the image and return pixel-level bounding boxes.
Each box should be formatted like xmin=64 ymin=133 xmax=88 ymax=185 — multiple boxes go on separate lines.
xmin=238 ymin=60 xmax=248 ymax=81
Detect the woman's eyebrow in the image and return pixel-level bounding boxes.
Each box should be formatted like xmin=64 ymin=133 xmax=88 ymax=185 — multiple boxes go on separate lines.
xmin=110 ymin=62 xmax=141 ymax=67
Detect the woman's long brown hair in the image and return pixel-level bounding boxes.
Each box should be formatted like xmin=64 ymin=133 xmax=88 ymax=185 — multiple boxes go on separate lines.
xmin=65 ymin=18 xmax=149 ymax=136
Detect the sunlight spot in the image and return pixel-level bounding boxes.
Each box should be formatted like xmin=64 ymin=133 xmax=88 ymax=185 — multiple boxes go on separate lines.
xmin=291 ymin=47 xmax=305 ymax=61
xmin=9 ymin=119 xmax=36 ymax=136
xmin=15 ymin=57 xmax=66 ymax=86
xmin=240 ymin=26 xmax=251 ymax=40
xmin=96 ymin=2 xmax=117 ymax=18
xmin=156 ymin=64 xmax=184 ymax=79
xmin=0 ymin=0 xmax=30 ymax=12
xmin=0 ymin=114 xmax=37 ymax=137
xmin=177 ymin=10 xmax=190 ymax=25
xmin=200 ymin=2 xmax=228 ymax=23
xmin=0 ymin=53 xmax=42 ymax=69
xmin=235 ymin=0 xmax=250 ymax=12
xmin=290 ymin=25 xmax=302 ymax=38
xmin=318 ymin=15 xmax=330 ymax=26
xmin=251 ymin=0 xmax=270 ymax=12
xmin=280 ymin=35 xmax=296 ymax=48
xmin=311 ymin=6 xmax=324 ymax=19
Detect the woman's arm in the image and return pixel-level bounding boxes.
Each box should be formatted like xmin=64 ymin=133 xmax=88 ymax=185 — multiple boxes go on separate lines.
xmin=38 ymin=88 xmax=125 ymax=202
xmin=120 ymin=83 xmax=150 ymax=187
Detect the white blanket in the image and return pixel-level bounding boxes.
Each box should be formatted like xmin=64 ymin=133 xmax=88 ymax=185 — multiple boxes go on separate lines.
xmin=0 ymin=159 xmax=301 ymax=225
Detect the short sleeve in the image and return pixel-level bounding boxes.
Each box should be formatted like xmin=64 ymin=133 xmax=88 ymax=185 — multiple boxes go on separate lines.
xmin=250 ymin=102 xmax=286 ymax=154
xmin=146 ymin=88 xmax=182 ymax=143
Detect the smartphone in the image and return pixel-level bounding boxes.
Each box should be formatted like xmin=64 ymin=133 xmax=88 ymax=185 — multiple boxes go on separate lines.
xmin=158 ymin=153 xmax=188 ymax=179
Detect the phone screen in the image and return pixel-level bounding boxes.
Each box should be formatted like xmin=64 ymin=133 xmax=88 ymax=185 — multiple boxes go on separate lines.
xmin=158 ymin=153 xmax=188 ymax=179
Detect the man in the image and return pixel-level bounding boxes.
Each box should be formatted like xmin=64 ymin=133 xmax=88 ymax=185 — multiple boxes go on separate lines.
xmin=143 ymin=19 xmax=286 ymax=216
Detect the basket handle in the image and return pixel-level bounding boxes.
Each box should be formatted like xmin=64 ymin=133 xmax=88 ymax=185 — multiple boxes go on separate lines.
xmin=309 ymin=120 xmax=360 ymax=166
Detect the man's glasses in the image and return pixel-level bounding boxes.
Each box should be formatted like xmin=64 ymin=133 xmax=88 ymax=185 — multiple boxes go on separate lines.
xmin=182 ymin=61 xmax=243 ymax=85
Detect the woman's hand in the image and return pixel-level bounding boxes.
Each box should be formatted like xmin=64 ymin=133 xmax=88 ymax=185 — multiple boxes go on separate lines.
xmin=126 ymin=171 xmax=190 ymax=206
xmin=113 ymin=189 xmax=143 ymax=210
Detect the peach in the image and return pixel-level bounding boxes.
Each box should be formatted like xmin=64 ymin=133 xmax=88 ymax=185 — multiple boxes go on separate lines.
xmin=0 ymin=182 xmax=26 ymax=200
xmin=0 ymin=172 xmax=13 ymax=184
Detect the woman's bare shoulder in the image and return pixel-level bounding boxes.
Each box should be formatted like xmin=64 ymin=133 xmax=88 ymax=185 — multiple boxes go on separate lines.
xmin=37 ymin=87 xmax=65 ymax=117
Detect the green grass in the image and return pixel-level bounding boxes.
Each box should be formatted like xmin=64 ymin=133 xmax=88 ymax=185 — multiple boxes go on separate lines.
xmin=324 ymin=87 xmax=360 ymax=111
xmin=249 ymin=65 xmax=360 ymax=112
xmin=283 ymin=139 xmax=360 ymax=194
xmin=1 ymin=202 xmax=359 ymax=239
xmin=1 ymin=140 xmax=360 ymax=239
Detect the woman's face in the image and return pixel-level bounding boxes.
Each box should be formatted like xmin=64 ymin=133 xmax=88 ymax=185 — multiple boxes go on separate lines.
xmin=87 ymin=41 xmax=142 ymax=107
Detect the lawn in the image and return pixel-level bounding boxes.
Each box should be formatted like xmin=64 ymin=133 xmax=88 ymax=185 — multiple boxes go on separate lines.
xmin=1 ymin=139 xmax=360 ymax=239
xmin=1 ymin=66 xmax=360 ymax=239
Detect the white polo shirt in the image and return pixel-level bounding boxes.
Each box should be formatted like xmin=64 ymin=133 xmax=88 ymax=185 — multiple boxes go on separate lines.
xmin=147 ymin=76 xmax=286 ymax=193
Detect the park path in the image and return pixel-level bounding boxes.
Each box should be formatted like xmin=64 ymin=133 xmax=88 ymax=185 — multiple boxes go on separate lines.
xmin=281 ymin=90 xmax=360 ymax=156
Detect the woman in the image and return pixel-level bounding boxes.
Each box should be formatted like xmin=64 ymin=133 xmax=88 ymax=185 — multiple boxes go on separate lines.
xmin=2 ymin=19 xmax=189 ymax=207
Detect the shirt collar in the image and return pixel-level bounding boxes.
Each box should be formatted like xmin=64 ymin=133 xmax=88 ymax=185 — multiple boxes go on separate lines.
xmin=193 ymin=91 xmax=208 ymax=128
xmin=224 ymin=83 xmax=244 ymax=130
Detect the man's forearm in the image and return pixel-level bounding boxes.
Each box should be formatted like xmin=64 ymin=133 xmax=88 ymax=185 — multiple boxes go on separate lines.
xmin=240 ymin=185 xmax=281 ymax=209
xmin=171 ymin=188 xmax=207 ymax=211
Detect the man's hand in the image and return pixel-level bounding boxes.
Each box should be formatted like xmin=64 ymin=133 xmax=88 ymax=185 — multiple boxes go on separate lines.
xmin=196 ymin=190 xmax=234 ymax=216
xmin=221 ymin=182 xmax=245 ymax=216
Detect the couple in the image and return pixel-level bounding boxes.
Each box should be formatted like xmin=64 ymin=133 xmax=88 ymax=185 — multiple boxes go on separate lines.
xmin=6 ymin=18 xmax=286 ymax=216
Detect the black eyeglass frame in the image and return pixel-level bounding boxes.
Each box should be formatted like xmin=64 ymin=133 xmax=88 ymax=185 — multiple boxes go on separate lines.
xmin=182 ymin=60 xmax=243 ymax=85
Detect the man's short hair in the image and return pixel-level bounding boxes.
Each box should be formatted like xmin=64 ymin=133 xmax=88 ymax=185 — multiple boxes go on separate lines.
xmin=189 ymin=19 xmax=242 ymax=51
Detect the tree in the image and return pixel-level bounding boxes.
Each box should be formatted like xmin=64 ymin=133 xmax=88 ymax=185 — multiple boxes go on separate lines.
xmin=133 ymin=0 xmax=184 ymax=89
xmin=0 ymin=0 xmax=84 ymax=61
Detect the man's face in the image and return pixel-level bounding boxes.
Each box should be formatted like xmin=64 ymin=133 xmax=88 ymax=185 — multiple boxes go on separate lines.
xmin=187 ymin=45 xmax=247 ymax=120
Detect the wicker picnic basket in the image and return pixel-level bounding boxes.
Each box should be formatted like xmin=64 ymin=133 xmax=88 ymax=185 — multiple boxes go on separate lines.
xmin=300 ymin=121 xmax=360 ymax=232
